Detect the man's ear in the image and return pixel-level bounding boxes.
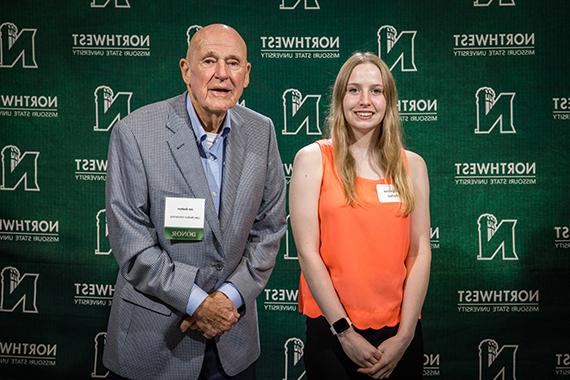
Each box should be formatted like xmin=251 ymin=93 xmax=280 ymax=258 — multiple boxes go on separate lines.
xmin=243 ymin=62 xmax=251 ymax=88
xmin=180 ymin=58 xmax=191 ymax=84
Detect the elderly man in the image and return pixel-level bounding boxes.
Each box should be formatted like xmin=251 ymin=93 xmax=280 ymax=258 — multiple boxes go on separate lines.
xmin=103 ymin=24 xmax=286 ymax=380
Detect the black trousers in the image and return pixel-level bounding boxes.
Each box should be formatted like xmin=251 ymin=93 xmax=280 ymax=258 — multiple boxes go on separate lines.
xmin=304 ymin=316 xmax=423 ymax=380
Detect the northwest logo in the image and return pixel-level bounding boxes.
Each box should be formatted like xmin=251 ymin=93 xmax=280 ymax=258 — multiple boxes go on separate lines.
xmin=477 ymin=213 xmax=518 ymax=261
xmin=398 ymin=98 xmax=438 ymax=122
xmin=0 ymin=218 xmax=60 ymax=243
xmin=474 ymin=0 xmax=515 ymax=6
xmin=91 ymin=0 xmax=130 ymax=7
xmin=92 ymin=332 xmax=108 ymax=378
xmin=552 ymin=97 xmax=570 ymax=120
xmin=554 ymin=226 xmax=570 ymax=249
xmin=1 ymin=145 xmax=39 ymax=191
xmin=283 ymin=338 xmax=306 ymax=380
xmin=377 ymin=25 xmax=417 ymax=72
xmin=0 ymin=266 xmax=39 ymax=313
xmin=75 ymin=158 xmax=107 ymax=182
xmin=479 ymin=339 xmax=518 ymax=380
xmin=75 ymin=282 xmax=114 ymax=307
xmin=280 ymin=0 xmax=320 ymax=10
xmin=264 ymin=287 xmax=298 ymax=312
xmin=0 ymin=94 xmax=58 ymax=118
xmin=556 ymin=354 xmax=570 ymax=376
xmin=95 ymin=209 xmax=111 ymax=255
xmin=282 ymin=89 xmax=321 ymax=135
xmin=93 ymin=85 xmax=132 ymax=132
xmin=75 ymin=282 xmax=114 ymax=306
xmin=475 ymin=87 xmax=516 ymax=134
xmin=0 ymin=22 xmax=37 ymax=68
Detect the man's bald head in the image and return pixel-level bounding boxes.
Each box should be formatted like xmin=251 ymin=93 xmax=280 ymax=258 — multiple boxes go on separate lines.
xmin=186 ymin=24 xmax=248 ymax=61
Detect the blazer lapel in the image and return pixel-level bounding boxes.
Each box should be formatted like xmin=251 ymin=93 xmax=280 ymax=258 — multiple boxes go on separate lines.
xmin=165 ymin=95 xmax=223 ymax=245
xmin=219 ymin=109 xmax=247 ymax=239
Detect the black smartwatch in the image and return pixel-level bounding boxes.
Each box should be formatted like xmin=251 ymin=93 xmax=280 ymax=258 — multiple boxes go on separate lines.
xmin=330 ymin=317 xmax=352 ymax=336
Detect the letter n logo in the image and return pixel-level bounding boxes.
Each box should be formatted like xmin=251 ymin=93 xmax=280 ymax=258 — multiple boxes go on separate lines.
xmin=1 ymin=145 xmax=40 ymax=191
xmin=477 ymin=213 xmax=518 ymax=260
xmin=91 ymin=332 xmax=108 ymax=378
xmin=282 ymin=89 xmax=321 ymax=135
xmin=0 ymin=22 xmax=38 ymax=68
xmin=0 ymin=266 xmax=39 ymax=313
xmin=283 ymin=215 xmax=298 ymax=260
xmin=474 ymin=0 xmax=515 ymax=6
xmin=479 ymin=339 xmax=518 ymax=380
xmin=280 ymin=0 xmax=320 ymax=10
xmin=91 ymin=0 xmax=131 ymax=8
xmin=377 ymin=25 xmax=417 ymax=72
xmin=93 ymin=85 xmax=132 ymax=132
xmin=95 ymin=209 xmax=112 ymax=255
xmin=475 ymin=87 xmax=516 ymax=134
xmin=283 ymin=337 xmax=306 ymax=380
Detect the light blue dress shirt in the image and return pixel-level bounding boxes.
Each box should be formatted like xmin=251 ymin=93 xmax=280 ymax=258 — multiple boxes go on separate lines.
xmin=184 ymin=94 xmax=243 ymax=315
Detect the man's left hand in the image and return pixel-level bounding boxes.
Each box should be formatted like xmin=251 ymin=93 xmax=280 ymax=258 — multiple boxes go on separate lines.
xmin=179 ymin=291 xmax=240 ymax=338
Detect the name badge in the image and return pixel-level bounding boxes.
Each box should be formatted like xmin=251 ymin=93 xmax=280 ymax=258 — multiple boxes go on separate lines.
xmin=164 ymin=197 xmax=205 ymax=240
xmin=376 ymin=184 xmax=401 ymax=203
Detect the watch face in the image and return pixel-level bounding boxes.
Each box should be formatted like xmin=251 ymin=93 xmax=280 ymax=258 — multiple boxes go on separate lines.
xmin=333 ymin=318 xmax=350 ymax=334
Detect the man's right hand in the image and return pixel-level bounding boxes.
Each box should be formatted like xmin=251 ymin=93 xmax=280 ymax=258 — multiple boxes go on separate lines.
xmin=180 ymin=291 xmax=240 ymax=338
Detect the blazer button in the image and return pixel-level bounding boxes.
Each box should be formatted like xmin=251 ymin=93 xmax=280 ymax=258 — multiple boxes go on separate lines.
xmin=214 ymin=263 xmax=224 ymax=271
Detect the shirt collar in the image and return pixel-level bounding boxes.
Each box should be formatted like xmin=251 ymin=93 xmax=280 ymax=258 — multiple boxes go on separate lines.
xmin=185 ymin=93 xmax=232 ymax=144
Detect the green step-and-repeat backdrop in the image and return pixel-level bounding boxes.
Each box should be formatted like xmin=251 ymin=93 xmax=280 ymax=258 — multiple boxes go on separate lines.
xmin=1 ymin=0 xmax=569 ymax=379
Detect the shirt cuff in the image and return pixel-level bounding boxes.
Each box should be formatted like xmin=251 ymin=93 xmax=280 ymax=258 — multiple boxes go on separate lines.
xmin=218 ymin=282 xmax=244 ymax=309
xmin=186 ymin=285 xmax=208 ymax=316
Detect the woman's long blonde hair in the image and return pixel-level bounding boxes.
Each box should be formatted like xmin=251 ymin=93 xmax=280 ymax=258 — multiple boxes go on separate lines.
xmin=328 ymin=52 xmax=414 ymax=214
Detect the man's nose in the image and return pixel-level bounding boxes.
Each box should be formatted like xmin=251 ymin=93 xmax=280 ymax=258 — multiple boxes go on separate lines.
xmin=215 ymin=61 xmax=229 ymax=79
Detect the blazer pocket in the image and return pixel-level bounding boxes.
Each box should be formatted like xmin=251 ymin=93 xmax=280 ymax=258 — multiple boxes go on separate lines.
xmin=120 ymin=283 xmax=172 ymax=316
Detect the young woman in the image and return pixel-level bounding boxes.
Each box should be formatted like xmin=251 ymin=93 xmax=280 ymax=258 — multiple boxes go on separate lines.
xmin=289 ymin=52 xmax=431 ymax=379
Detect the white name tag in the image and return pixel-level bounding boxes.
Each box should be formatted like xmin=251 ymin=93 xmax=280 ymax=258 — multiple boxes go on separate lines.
xmin=376 ymin=184 xmax=401 ymax=203
xmin=164 ymin=197 xmax=205 ymax=240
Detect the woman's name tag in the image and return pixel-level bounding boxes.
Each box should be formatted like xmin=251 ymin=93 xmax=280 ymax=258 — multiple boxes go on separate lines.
xmin=376 ymin=184 xmax=401 ymax=203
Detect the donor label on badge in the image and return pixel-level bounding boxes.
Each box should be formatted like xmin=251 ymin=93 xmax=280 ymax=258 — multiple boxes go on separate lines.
xmin=376 ymin=184 xmax=401 ymax=203
xmin=164 ymin=197 xmax=205 ymax=240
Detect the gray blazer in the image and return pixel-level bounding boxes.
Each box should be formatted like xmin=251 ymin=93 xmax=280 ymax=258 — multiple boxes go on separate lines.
xmin=103 ymin=93 xmax=286 ymax=379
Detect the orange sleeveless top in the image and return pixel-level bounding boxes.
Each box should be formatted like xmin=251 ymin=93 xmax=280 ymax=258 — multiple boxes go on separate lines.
xmin=298 ymin=139 xmax=410 ymax=329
